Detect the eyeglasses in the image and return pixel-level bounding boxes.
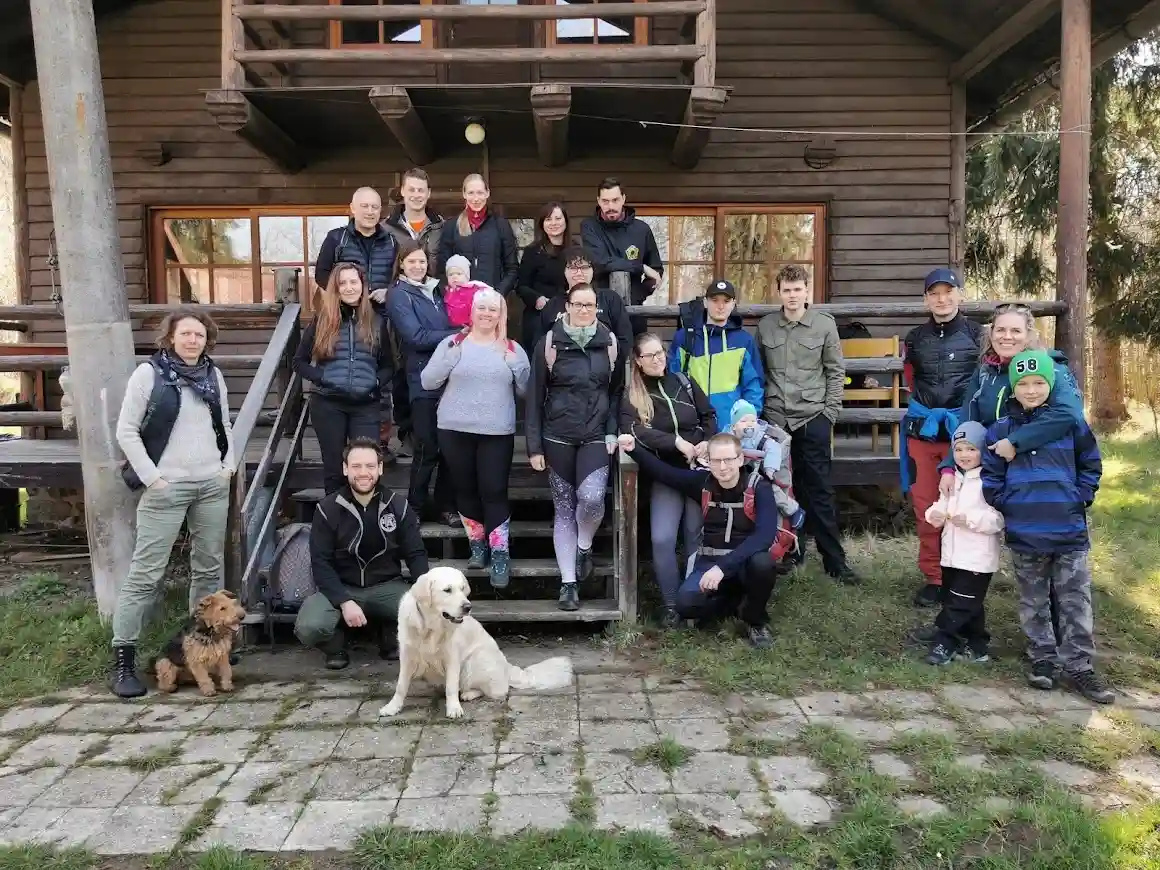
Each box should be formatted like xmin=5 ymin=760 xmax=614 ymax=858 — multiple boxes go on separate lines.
xmin=637 ymin=350 xmax=665 ymax=362
xmin=565 ymin=263 xmax=592 ymax=272
xmin=707 ymin=455 xmax=742 ymax=466
xmin=568 ymin=301 xmax=597 ymax=311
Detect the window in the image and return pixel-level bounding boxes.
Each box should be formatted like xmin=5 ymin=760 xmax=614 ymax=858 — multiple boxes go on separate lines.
xmin=328 ymin=0 xmax=433 ymax=49
xmin=549 ymin=0 xmax=648 ymax=46
xmin=634 ymin=206 xmax=826 ymax=304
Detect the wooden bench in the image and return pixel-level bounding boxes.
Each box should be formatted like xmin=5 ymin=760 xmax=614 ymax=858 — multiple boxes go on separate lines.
xmin=840 ymin=336 xmax=902 ymax=457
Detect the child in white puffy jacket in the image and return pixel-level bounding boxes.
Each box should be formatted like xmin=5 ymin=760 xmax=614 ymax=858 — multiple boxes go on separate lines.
xmin=923 ymin=420 xmax=1005 ymax=666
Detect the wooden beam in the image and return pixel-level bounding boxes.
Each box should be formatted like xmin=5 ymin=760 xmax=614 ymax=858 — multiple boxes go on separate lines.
xmin=368 ymin=86 xmax=434 ymax=166
xmin=234 ymin=44 xmax=703 ymax=64
xmin=670 ymin=85 xmax=728 ymax=169
xmin=949 ymin=83 xmax=966 ymax=274
xmin=240 ymin=19 xmax=292 ymax=78
xmin=205 ymin=89 xmax=305 ymax=173
xmin=627 ymin=300 xmax=1068 ymax=320
xmin=0 ymin=303 xmax=282 ymax=320
xmin=693 ymin=0 xmax=715 ymax=87
xmin=8 ymin=84 xmax=30 ymax=306
xmin=0 ymin=354 xmax=264 ymax=372
xmin=237 ymin=1 xmax=705 ymax=20
xmin=530 ymin=84 xmax=570 ymax=168
xmin=949 ymin=0 xmax=1058 ymax=83
xmin=1056 ymin=0 xmax=1091 ymax=387
xmin=222 ymin=0 xmax=245 ymax=89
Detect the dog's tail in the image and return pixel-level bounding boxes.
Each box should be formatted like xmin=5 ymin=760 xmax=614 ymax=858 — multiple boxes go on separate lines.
xmin=508 ymin=656 xmax=574 ymax=691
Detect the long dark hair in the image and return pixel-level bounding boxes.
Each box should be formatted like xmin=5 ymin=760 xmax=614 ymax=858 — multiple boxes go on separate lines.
xmin=391 ymin=239 xmax=429 ymax=284
xmin=532 ymin=201 xmax=569 ymax=256
xmin=312 ymin=262 xmax=379 ymax=362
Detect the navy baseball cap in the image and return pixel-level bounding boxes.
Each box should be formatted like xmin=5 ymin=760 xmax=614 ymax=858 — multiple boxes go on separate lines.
xmin=924 ymin=268 xmax=961 ymax=293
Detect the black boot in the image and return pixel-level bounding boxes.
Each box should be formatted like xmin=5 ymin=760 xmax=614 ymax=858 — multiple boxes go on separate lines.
xmin=110 ymin=645 xmax=147 ymax=699
xmin=377 ymin=622 xmax=398 ymax=662
xmin=576 ymin=547 xmax=594 ymax=584
xmin=321 ymin=629 xmax=350 ymax=670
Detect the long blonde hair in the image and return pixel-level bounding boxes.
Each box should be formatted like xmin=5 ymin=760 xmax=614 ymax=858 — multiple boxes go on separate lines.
xmin=626 ymin=332 xmax=664 ymax=426
xmin=312 ymin=263 xmax=379 ymax=362
xmin=456 ymin=173 xmax=488 ymax=237
xmin=469 ymin=287 xmax=509 ymax=347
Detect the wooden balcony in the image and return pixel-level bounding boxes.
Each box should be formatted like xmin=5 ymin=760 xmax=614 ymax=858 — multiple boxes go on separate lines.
xmin=205 ymin=0 xmax=726 ymax=170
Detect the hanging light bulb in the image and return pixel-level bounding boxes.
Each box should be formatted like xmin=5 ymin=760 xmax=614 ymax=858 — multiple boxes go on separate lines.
xmin=465 ymin=121 xmax=486 ymax=145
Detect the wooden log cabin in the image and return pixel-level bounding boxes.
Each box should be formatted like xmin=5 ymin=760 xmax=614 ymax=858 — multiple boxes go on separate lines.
xmin=0 ymin=0 xmax=1153 ymax=626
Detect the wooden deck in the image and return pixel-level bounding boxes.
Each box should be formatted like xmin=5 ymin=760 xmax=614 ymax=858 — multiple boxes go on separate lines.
xmin=0 ymin=431 xmax=900 ymax=490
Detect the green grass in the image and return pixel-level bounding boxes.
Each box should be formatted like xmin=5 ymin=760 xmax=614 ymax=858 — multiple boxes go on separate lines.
xmin=631 ymin=737 xmax=695 ymax=772
xmin=0 ymin=845 xmax=95 ymax=870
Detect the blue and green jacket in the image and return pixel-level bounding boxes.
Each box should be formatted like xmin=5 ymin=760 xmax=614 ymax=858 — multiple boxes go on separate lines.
xmin=981 ymin=398 xmax=1101 ymax=554
xmin=939 ymin=349 xmax=1085 ymax=474
xmin=667 ymin=309 xmax=764 ymax=427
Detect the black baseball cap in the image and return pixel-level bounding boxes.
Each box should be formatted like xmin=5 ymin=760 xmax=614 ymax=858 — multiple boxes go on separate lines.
xmin=924 ymin=268 xmax=961 ymax=293
xmin=705 ymin=279 xmax=736 ymax=299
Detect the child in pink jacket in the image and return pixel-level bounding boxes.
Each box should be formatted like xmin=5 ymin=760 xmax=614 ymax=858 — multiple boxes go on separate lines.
xmin=923 ymin=421 xmax=1005 ymax=666
xmin=443 ymin=255 xmax=495 ymax=329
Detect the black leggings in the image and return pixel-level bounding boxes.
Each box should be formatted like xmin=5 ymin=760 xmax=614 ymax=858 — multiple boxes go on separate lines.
xmin=438 ymin=429 xmax=514 ymax=538
xmin=311 ymin=394 xmax=381 ymax=494
xmin=409 ymin=397 xmax=455 ymax=515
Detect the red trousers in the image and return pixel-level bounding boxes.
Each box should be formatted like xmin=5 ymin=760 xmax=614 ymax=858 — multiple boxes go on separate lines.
xmin=907 ymin=437 xmax=947 ymax=585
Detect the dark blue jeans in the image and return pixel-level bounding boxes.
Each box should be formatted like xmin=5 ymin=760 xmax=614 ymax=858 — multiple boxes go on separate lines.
xmin=676 ymin=551 xmax=778 ymax=627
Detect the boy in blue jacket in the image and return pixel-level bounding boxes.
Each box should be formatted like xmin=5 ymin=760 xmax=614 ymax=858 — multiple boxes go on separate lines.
xmin=981 ymin=349 xmax=1113 ymax=705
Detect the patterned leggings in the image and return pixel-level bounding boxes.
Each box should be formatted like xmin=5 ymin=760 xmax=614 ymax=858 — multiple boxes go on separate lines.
xmin=543 ymin=440 xmax=610 ymax=584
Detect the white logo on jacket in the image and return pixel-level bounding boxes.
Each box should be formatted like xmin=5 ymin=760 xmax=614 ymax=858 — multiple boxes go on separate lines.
xmin=380 ymin=514 xmax=396 ymax=534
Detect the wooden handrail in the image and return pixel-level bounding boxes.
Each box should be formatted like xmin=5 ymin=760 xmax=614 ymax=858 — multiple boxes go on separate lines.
xmin=613 ymin=451 xmax=639 ymax=625
xmin=242 ymin=371 xmax=302 ymax=517
xmin=0 ymin=303 xmax=283 ymax=321
xmin=625 ymin=301 xmax=1068 ymax=319
xmin=235 ymin=44 xmax=703 ymax=64
xmin=236 ymin=1 xmax=705 ymax=20
xmin=229 ymin=302 xmax=301 ymax=471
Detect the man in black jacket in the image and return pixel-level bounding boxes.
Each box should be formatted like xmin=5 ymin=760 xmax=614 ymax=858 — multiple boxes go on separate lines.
xmin=315 ymin=187 xmax=398 ymax=295
xmin=580 ymin=178 xmax=663 ymax=334
xmin=901 ymin=268 xmax=982 ymax=607
xmin=294 ymin=438 xmax=429 ymax=669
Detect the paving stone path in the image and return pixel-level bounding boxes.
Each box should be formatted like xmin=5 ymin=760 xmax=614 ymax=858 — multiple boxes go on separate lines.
xmin=1 ymin=668 xmax=1159 ymax=855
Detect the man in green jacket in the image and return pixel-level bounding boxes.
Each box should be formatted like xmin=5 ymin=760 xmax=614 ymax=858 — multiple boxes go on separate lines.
xmin=756 ymin=264 xmax=861 ymax=584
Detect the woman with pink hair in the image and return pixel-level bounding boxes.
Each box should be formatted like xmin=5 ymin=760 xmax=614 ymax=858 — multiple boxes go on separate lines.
xmin=421 ymin=288 xmax=530 ymax=587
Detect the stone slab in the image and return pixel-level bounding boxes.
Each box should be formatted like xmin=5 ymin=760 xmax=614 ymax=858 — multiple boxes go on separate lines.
xmin=508 ymin=694 xmax=579 ymax=721
xmin=4 ymin=733 xmax=105 ymax=768
xmin=393 ymin=795 xmax=485 ymax=832
xmin=1034 ymin=759 xmax=1099 ymax=788
xmin=282 ymin=800 xmax=397 ymax=850
xmin=308 ymin=680 xmax=371 ymax=699
xmin=490 ymin=794 xmax=573 ymax=834
xmin=579 ymin=674 xmax=642 ymax=694
xmin=32 ymin=767 xmax=145 ymax=808
xmin=1117 ymin=757 xmax=1160 ymax=794
xmin=898 ymin=797 xmax=948 ymax=818
xmin=90 ymin=731 xmax=188 ymax=764
xmin=977 ymin=713 xmax=1045 ymax=732
xmin=229 ymin=682 xmax=310 ymax=702
xmin=862 ymin=691 xmax=939 ymax=713
xmin=580 ymin=693 xmax=650 ymax=720
xmin=673 ymin=793 xmax=762 ymax=838
xmin=811 ymin=716 xmax=896 ymax=742
xmin=1012 ymin=690 xmax=1094 ymax=712
xmin=756 ymin=756 xmax=829 ymax=791
xmin=334 ymin=726 xmax=421 ymax=759
xmin=253 ymin=729 xmax=344 ymax=763
xmin=311 ymin=759 xmax=408 ymax=801
xmin=192 ymin=800 xmax=301 ymax=851
xmin=938 ymin=686 xmax=1021 ymax=712
xmin=500 ymin=718 xmax=579 ymax=754
xmin=670 ymin=752 xmax=759 ymax=794
xmin=401 ymin=753 xmax=496 ymax=799
xmin=200 ymin=702 xmax=285 ymax=730
xmin=596 ymin=793 xmax=675 ymax=834
xmin=723 ymin=693 xmax=802 ymax=718
xmin=794 ymin=693 xmax=867 ymax=717
xmin=218 ymin=761 xmax=322 ymax=804
xmin=493 ymin=751 xmax=575 ymax=795
xmin=0 ymin=704 xmax=73 ymax=734
xmin=648 ymin=692 xmax=724 ymax=720
xmin=769 ymin=790 xmax=835 ymax=828
xmin=3 ymin=806 xmax=114 ymax=848
xmin=354 ymin=699 xmax=432 ymax=725
xmin=644 ymin=676 xmax=709 ymax=693
xmin=0 ymin=767 xmax=65 ymax=806
xmin=581 ymin=721 xmax=658 ymax=753
xmin=283 ymin=698 xmax=362 ymax=727
xmin=415 ymin=724 xmax=497 ymax=757
xmin=55 ymin=704 xmax=140 ymax=732
xmin=182 ymin=730 xmax=262 ymax=764
xmin=122 ymin=763 xmax=236 ymax=806
xmin=654 ymin=718 xmax=731 ymax=752
xmin=135 ymin=704 xmax=215 ymax=730
xmin=740 ymin=715 xmax=808 ymax=743
xmin=1052 ymin=709 xmax=1119 ymax=732
xmin=869 ymin=753 xmax=915 ymax=782
xmin=583 ymin=752 xmax=671 ymax=795
xmin=0 ymin=807 xmax=66 ymax=845
xmin=892 ymin=716 xmax=958 ymax=737
xmin=85 ymin=804 xmax=199 ymax=855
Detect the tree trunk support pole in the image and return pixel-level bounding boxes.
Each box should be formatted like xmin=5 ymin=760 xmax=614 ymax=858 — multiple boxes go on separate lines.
xmin=29 ymin=0 xmax=139 ymax=621
xmin=1056 ymin=0 xmax=1091 ymax=389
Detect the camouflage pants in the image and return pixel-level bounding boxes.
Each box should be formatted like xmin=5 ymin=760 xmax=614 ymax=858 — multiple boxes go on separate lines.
xmin=1010 ymin=550 xmax=1095 ymax=674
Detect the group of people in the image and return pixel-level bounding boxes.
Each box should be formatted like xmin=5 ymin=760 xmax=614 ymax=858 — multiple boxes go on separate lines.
xmin=105 ymin=168 xmax=1114 ymax=708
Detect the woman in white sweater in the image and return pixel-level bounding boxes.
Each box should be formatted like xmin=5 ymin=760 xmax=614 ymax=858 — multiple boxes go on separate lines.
xmin=110 ymin=308 xmax=236 ymax=698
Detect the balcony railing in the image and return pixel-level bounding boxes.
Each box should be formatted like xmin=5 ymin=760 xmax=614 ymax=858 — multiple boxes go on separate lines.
xmin=223 ymin=0 xmax=717 ymax=88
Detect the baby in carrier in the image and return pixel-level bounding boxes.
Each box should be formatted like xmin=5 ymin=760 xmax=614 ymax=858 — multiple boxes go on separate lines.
xmin=443 ymin=255 xmax=495 ymax=329
xmin=729 ymin=400 xmax=806 ymax=531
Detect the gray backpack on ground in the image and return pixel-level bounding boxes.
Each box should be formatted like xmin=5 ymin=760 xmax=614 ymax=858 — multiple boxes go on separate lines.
xmin=261 ymin=522 xmax=316 ymax=612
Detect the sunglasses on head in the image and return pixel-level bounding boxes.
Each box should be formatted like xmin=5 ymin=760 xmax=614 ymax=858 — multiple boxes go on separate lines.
xmin=994 ymin=302 xmax=1031 ymax=314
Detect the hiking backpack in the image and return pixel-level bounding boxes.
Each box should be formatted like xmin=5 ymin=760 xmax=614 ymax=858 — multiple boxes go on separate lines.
xmin=700 ymin=470 xmax=799 ymax=562
xmin=838 ymin=320 xmax=872 ymax=389
xmin=260 ymin=522 xmax=316 ymax=613
xmin=544 ymin=332 xmax=618 ymax=373
xmin=676 ymin=298 xmax=706 ymax=375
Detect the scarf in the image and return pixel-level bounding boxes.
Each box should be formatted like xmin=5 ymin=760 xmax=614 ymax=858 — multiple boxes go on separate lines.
xmin=158 ymin=349 xmax=220 ymax=407
xmin=562 ymin=319 xmax=597 ymax=349
xmin=467 ymin=206 xmax=487 ymax=232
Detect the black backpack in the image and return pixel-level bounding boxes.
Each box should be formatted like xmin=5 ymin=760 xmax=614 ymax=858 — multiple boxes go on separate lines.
xmin=838 ymin=321 xmax=872 ymax=390
xmin=676 ymin=298 xmax=706 ymax=374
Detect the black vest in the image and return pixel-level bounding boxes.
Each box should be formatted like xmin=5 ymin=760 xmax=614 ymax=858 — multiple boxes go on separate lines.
xmin=336 ymin=222 xmax=397 ymax=290
xmin=906 ymin=314 xmax=982 ymax=415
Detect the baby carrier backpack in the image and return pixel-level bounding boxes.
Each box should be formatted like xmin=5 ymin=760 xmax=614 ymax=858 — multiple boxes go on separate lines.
xmin=700 ymin=470 xmax=798 ymax=562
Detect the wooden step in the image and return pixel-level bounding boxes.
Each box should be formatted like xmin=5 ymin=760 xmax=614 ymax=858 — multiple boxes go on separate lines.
xmin=401 ymin=558 xmax=611 ymax=578
xmin=248 ymin=597 xmax=620 ymax=625
xmin=291 ymin=487 xmax=554 ymax=505
xmin=416 ymin=521 xmax=607 ymax=539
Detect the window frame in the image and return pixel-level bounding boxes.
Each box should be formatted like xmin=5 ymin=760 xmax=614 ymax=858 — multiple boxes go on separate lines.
xmin=545 ymin=0 xmax=650 ymax=48
xmin=327 ymin=0 xmax=435 ymax=50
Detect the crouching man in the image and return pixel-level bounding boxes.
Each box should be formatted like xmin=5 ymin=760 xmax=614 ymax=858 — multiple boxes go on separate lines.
xmin=619 ymin=431 xmax=788 ymax=649
xmin=295 ymin=437 xmax=429 ymax=669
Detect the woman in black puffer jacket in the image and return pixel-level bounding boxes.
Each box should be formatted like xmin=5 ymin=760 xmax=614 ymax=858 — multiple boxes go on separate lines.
xmin=525 ymin=284 xmax=624 ymax=612
xmin=437 ymin=173 xmax=518 ymax=294
xmin=620 ymin=332 xmax=717 ymax=626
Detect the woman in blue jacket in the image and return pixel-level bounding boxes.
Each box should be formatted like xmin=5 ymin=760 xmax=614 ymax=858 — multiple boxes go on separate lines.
xmin=384 ymin=240 xmax=459 ymax=525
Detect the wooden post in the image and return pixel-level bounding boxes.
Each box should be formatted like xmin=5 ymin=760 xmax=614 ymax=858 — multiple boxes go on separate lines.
xmin=223 ymin=0 xmax=246 ymax=89
xmin=1056 ymin=0 xmax=1091 ymax=387
xmin=949 ymin=83 xmax=967 ymax=275
xmin=28 ymin=0 xmax=139 ymax=621
xmin=7 ymin=84 xmax=30 ymax=307
xmin=693 ymin=0 xmax=715 ymax=86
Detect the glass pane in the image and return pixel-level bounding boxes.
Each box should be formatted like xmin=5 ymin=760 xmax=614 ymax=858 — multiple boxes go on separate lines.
xmin=341 ymin=0 xmax=380 ymax=44
xmin=163 ymin=219 xmax=211 ymax=265
xmin=638 ymin=215 xmax=715 ymax=264
xmin=166 ymin=267 xmax=210 ymax=304
xmin=641 ymin=263 xmax=714 ymax=306
xmin=391 ymin=24 xmax=421 ymax=43
xmin=510 ymin=219 xmax=535 ymax=251
xmin=555 ymin=0 xmax=630 ymax=40
xmin=210 ymin=218 xmax=252 ymax=264
xmin=261 ymin=266 xmax=306 ymax=303
xmin=725 ymin=262 xmax=815 ymax=304
xmin=309 ymin=216 xmax=349 ymax=260
xmin=259 ymin=216 xmax=306 ymax=263
xmin=212 ymin=267 xmax=255 ymax=305
xmin=724 ymin=213 xmax=815 ymax=265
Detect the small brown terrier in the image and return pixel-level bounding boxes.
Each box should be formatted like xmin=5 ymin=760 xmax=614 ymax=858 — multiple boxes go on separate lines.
xmin=155 ymin=590 xmax=246 ymax=696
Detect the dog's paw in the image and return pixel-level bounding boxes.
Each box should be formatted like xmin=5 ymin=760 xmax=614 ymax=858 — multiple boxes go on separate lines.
xmin=445 ymin=701 xmax=465 ymax=720
xmin=198 ymin=685 xmax=218 ymax=698
xmin=379 ymin=698 xmax=404 ymax=717
xmin=219 ymin=682 xmax=234 ymax=693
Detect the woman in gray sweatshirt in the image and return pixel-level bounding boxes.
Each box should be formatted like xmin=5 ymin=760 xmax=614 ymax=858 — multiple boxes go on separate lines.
xmin=421 ymin=288 xmax=530 ymax=588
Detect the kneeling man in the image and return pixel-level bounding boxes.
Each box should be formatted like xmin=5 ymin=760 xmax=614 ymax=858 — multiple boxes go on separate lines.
xmin=620 ymin=432 xmax=782 ymax=648
xmin=295 ymin=437 xmax=429 ymax=669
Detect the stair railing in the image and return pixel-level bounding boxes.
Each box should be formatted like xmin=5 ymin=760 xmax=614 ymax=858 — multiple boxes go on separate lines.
xmin=613 ymin=450 xmax=640 ymax=625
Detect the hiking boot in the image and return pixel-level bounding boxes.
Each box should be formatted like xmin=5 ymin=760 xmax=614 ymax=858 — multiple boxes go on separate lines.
xmin=913 ymin=583 xmax=942 ymax=608
xmin=1064 ymin=669 xmax=1116 ymax=705
xmin=925 ymin=642 xmax=956 ymax=666
xmin=830 ymin=566 xmax=862 ymax=585
xmin=558 ymin=582 xmax=580 ymax=612
xmin=322 ymin=630 xmax=350 ymax=670
xmin=1028 ymin=660 xmax=1057 ymax=690
xmin=747 ymin=624 xmax=774 ymax=650
xmin=660 ymin=606 xmax=681 ymax=630
xmin=110 ymin=645 xmax=147 ymax=699
xmin=576 ymin=547 xmax=594 ymax=584
xmin=466 ymin=539 xmax=490 ymax=570
xmin=377 ymin=623 xmax=398 ymax=662
xmin=490 ymin=550 xmax=510 ymax=590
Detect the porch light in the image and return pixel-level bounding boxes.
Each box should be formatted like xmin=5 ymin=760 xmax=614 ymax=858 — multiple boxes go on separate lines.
xmin=465 ymin=121 xmax=486 ymax=145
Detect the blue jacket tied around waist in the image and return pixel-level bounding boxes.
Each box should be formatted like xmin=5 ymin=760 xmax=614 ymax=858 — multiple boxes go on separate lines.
xmin=899 ymin=401 xmax=959 ymax=494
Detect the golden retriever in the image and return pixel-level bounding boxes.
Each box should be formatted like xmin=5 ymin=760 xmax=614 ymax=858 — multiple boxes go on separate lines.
xmin=378 ymin=566 xmax=573 ymax=719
